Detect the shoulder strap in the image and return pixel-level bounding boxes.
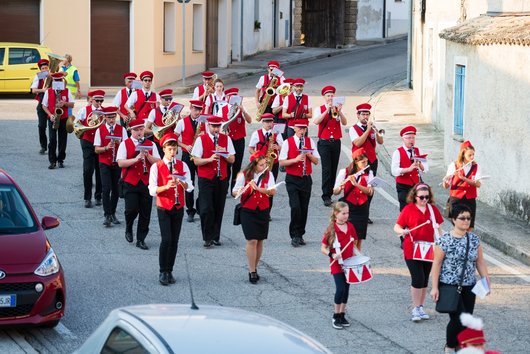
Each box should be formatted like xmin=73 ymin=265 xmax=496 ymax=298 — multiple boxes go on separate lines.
xmin=427 ymin=203 xmax=440 ymax=240
xmin=457 ymin=234 xmax=471 ymax=291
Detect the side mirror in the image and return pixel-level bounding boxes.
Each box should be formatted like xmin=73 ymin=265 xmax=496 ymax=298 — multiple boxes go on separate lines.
xmin=41 ymin=216 xmax=60 ymax=230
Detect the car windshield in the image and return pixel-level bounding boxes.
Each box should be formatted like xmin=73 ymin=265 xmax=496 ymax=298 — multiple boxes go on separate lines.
xmin=0 ymin=184 xmax=37 ymax=234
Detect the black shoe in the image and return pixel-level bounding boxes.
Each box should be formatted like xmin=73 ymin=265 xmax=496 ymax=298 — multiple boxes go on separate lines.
xmin=95 ymin=198 xmax=102 ymax=206
xmin=340 ymin=313 xmax=350 ymax=327
xmin=39 ymin=148 xmax=46 ymax=155
xmin=269 ymin=216 xmax=272 ymax=221
xmin=136 ymin=241 xmax=149 ymax=250
xmin=48 ymin=163 xmax=56 ymax=170
xmin=103 ymin=215 xmax=112 ymax=227
xmin=58 ymin=162 xmax=64 ymax=168
xmin=159 ymin=272 xmax=169 ymax=286
xmin=299 ymin=238 xmax=306 ymax=246
xmin=254 ymin=271 xmax=260 ymax=281
xmin=249 ymin=272 xmax=258 ymax=284
xmin=400 ymin=236 xmax=404 ymax=250
xmin=125 ymin=231 xmax=133 ymax=243
xmin=187 ymin=213 xmax=195 ymax=223
xmin=167 ymin=272 xmax=176 ymax=284
xmin=212 ymin=240 xmax=221 ymax=246
xmin=332 ymin=314 xmax=344 ymax=329
xmin=84 ymin=200 xmax=92 ymax=208
xmin=291 ymin=237 xmax=301 ymax=248
xmin=323 ymin=197 xmax=333 ymax=207
xmin=203 ymin=240 xmax=213 ymax=248
xmin=111 ymin=214 xmax=121 ymax=225
xmin=367 ymin=217 xmax=373 ymax=224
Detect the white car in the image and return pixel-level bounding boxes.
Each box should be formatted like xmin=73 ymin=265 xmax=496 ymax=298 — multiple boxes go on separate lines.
xmin=75 ymin=304 xmax=333 ymax=354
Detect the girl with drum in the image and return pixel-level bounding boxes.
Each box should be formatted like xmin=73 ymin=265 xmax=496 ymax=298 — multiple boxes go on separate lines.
xmin=332 ymin=148 xmax=373 ymax=250
xmin=232 ymin=152 xmax=276 ymax=284
xmin=442 ymin=141 xmax=482 ymax=231
xmin=321 ymin=201 xmax=358 ymax=330
xmin=393 ymin=183 xmax=444 ymax=322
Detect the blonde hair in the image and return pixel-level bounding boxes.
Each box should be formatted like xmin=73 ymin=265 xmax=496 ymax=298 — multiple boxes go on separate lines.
xmin=324 ymin=201 xmax=348 ymax=247
xmin=455 ymin=146 xmax=476 ymax=169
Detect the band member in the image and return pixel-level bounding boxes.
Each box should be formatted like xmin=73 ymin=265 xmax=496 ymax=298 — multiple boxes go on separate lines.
xmin=391 ymin=125 xmax=428 ymax=211
xmin=113 ymin=72 xmax=137 ymax=130
xmin=216 ymin=87 xmax=252 ymax=191
xmin=332 ymin=148 xmax=373 ymax=250
xmin=191 ymin=115 xmax=235 ymax=248
xmin=116 ymin=119 xmax=161 ymax=250
xmin=30 ymin=59 xmax=50 ymax=155
xmin=232 ymin=152 xmax=276 ymax=284
xmin=204 ymin=78 xmax=227 ymax=115
xmin=321 ymin=201 xmax=358 ymax=329
xmin=125 ymin=71 xmax=159 ymax=120
xmin=145 ymin=89 xmax=181 ymax=157
xmin=41 ymin=72 xmax=75 ymax=169
xmin=175 ymin=100 xmax=205 ymax=222
xmin=94 ymin=106 xmax=128 ymax=227
xmin=192 ymin=71 xmax=215 ymax=103
xmin=148 ymin=133 xmax=194 ymax=286
xmin=442 ymin=141 xmax=482 ymax=230
xmin=314 ymin=85 xmax=347 ymax=207
xmin=279 ymin=120 xmax=320 ymax=247
xmin=75 ymin=90 xmax=105 ymax=208
xmin=282 ymin=78 xmax=312 ymax=137
xmin=271 ymin=78 xmax=293 ymax=139
xmin=394 ymin=183 xmax=443 ymax=322
xmin=255 ymin=60 xmax=284 ymax=115
xmin=349 ymin=103 xmax=384 ymax=223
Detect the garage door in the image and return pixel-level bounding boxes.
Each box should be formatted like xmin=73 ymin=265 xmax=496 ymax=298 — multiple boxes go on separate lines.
xmin=91 ymin=0 xmax=130 ymax=86
xmin=0 ymin=0 xmax=39 ymax=43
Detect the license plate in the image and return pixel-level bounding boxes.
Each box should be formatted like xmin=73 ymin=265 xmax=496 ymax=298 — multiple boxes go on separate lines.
xmin=0 ymin=295 xmax=16 ymax=307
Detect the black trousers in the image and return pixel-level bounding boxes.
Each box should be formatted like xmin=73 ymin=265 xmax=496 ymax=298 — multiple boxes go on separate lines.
xmin=48 ymin=119 xmax=68 ymax=164
xmin=157 ymin=206 xmax=184 ymax=273
xmin=443 ymin=283 xmax=476 ymax=348
xmin=181 ymin=151 xmax=197 ymax=216
xmin=285 ymin=174 xmax=312 ymax=239
xmin=100 ymin=163 xmax=121 ymax=216
xmin=81 ymin=139 xmax=102 ymax=201
xmin=333 ymin=272 xmax=350 ymax=305
xmin=317 ymin=139 xmax=341 ymax=200
xmin=197 ymin=176 xmax=229 ymax=242
xmin=396 ymin=182 xmax=414 ymax=211
xmin=228 ymin=138 xmax=245 ymax=191
xmin=269 ymin=163 xmax=279 ymax=210
xmin=123 ymin=181 xmax=152 ymax=242
xmin=37 ymin=104 xmax=48 ymax=150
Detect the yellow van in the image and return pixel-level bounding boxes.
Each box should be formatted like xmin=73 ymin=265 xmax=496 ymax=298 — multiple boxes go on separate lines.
xmin=0 ymin=43 xmax=52 ymax=94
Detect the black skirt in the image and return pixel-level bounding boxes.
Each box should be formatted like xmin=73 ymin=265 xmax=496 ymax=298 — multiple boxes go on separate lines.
xmin=347 ymin=201 xmax=369 ymax=240
xmin=240 ymin=207 xmax=270 ymax=240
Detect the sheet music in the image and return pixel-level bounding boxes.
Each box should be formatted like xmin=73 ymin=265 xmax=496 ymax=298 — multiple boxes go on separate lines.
xmin=271 ymin=68 xmax=284 ymax=77
xmin=37 ymin=71 xmax=49 ymax=80
xmin=367 ymin=176 xmax=388 ymax=188
xmin=52 ymin=81 xmax=65 ymax=90
xmin=272 ymin=123 xmax=285 ymax=135
xmin=267 ymin=181 xmax=285 ymax=190
xmin=332 ymin=96 xmax=345 ymax=106
xmin=131 ymin=80 xmax=143 ymax=89
xmin=170 ymin=103 xmax=184 ymax=114
xmin=229 ymin=95 xmax=242 ymax=106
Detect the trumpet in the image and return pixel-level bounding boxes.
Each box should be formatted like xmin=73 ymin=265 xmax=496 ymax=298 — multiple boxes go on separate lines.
xmin=368 ymin=116 xmax=385 ymax=136
xmin=331 ymin=106 xmax=339 ymax=119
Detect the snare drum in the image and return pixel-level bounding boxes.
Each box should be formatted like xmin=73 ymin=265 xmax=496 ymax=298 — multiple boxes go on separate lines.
xmin=342 ymin=255 xmax=373 ymax=284
xmin=412 ymin=241 xmax=434 ymax=262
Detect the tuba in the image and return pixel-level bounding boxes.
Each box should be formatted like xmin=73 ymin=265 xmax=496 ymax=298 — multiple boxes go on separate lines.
xmin=153 ymin=108 xmax=179 ymax=140
xmin=221 ymin=102 xmax=241 ymax=134
xmin=256 ymin=76 xmax=278 ymax=121
xmin=44 ymin=53 xmax=66 ymax=88
xmin=73 ymin=111 xmax=105 ymax=139
xmin=275 ymin=82 xmax=291 ymax=97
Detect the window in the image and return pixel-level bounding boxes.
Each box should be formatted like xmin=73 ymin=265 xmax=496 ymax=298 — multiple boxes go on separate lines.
xmin=453 ymin=65 xmax=466 ymax=136
xmin=0 ymin=48 xmax=5 ymax=65
xmin=8 ymin=48 xmax=40 ymax=65
xmin=192 ymin=4 xmax=203 ymax=51
xmin=101 ymin=327 xmax=148 ymax=354
xmin=164 ymin=2 xmax=176 ymax=53
xmin=0 ymin=185 xmax=37 ymax=233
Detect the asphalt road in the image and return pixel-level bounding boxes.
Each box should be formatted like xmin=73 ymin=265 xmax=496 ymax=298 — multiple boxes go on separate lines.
xmin=1 ymin=40 xmax=529 ymax=353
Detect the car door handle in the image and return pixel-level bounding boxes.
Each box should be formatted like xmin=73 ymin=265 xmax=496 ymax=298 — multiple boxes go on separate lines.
xmin=30 ymin=67 xmax=38 ymax=70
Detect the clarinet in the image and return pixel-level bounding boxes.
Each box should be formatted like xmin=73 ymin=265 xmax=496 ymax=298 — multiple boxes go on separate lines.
xmin=214 ymin=135 xmax=221 ymax=178
xmin=138 ymin=137 xmax=148 ymax=175
xmin=173 ymin=165 xmax=181 ymax=206
xmin=301 ymin=137 xmax=307 ymax=177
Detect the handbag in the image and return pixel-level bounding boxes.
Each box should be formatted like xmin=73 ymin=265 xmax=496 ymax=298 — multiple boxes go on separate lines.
xmin=435 ymin=234 xmax=470 ymax=313
xmin=233 ymin=203 xmax=242 ymax=226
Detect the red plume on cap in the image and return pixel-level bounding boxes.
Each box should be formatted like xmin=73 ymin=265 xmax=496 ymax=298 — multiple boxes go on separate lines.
xmin=460 ymin=140 xmax=474 ymax=150
xmin=249 ymin=151 xmax=265 ymax=162
xmin=400 ymin=125 xmax=417 ymax=137
xmin=352 ymin=148 xmax=367 ymax=160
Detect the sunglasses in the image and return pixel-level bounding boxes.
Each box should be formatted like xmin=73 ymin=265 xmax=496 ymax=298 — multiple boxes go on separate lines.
xmin=94 ymin=99 xmax=104 ymax=103
xmin=163 ymin=97 xmax=172 ymax=101
xmin=457 ymin=217 xmax=472 ymax=221
xmin=416 ymin=195 xmax=429 ymax=200
xmin=143 ymin=79 xmax=152 ymax=82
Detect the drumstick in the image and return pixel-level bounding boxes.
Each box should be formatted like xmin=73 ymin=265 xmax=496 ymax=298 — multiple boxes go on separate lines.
xmin=399 ymin=220 xmax=431 ymax=241
xmin=330 ymin=238 xmax=356 ymax=267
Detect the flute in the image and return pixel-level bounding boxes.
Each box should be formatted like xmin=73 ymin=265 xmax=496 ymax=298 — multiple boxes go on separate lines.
xmin=341 ymin=165 xmax=370 ymax=188
xmin=213 ymin=134 xmax=221 ymax=178
xmin=234 ymin=167 xmax=269 ymax=199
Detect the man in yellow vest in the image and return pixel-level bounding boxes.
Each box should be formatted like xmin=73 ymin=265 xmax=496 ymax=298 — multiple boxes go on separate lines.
xmin=61 ymin=54 xmax=82 ymax=99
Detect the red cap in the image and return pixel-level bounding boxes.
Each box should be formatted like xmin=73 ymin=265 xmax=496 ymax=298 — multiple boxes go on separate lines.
xmin=158 ymin=89 xmax=173 ymax=97
xmin=352 ymin=148 xmax=367 ymax=160
xmin=224 ymin=87 xmax=239 ymax=96
xmin=51 ymin=72 xmax=66 ymax=79
xmin=37 ymin=59 xmax=49 ymax=68
xmin=284 ymin=78 xmax=294 ymax=84
xmin=293 ymin=78 xmax=305 ymax=86
xmin=260 ymin=113 xmax=275 ymax=121
xmin=103 ymin=106 xmax=119 ymax=115
xmin=202 ymin=71 xmax=215 ymax=79
xmin=129 ymin=119 xmax=145 ymax=129
xmin=293 ymin=119 xmax=308 ymax=128
xmin=400 ymin=125 xmax=417 ymax=137
xmin=139 ymin=71 xmax=154 ymax=80
xmin=458 ymin=328 xmax=486 ymax=347
xmin=356 ymin=103 xmax=372 ymax=112
xmin=89 ymin=89 xmax=105 ymax=98
xmin=160 ymin=133 xmax=179 ymax=146
xmin=249 ymin=150 xmax=265 ymax=162
xmin=321 ymin=85 xmax=336 ymax=96
xmin=123 ymin=72 xmax=137 ymax=79
xmin=267 ymin=60 xmax=280 ymax=68
xmin=189 ymin=100 xmax=204 ymax=109
xmin=207 ymin=115 xmax=223 ymax=125
xmin=460 ymin=140 xmax=474 ymax=150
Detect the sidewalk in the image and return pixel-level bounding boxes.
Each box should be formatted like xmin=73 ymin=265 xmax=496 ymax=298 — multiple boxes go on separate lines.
xmin=372 ymin=82 xmax=530 ymax=266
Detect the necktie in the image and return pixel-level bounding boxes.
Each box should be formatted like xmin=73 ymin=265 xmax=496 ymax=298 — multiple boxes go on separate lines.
xmin=127 ymin=89 xmax=132 ymax=97
xmin=408 ymin=148 xmax=414 ymax=160
xmin=162 ymin=107 xmax=166 ymax=114
xmin=265 ymin=132 xmax=271 ymax=141
xmin=361 ymin=125 xmax=367 ymax=132
xmin=213 ymin=135 xmax=218 ymax=147
xmin=298 ymin=138 xmax=303 ymax=150
xmin=168 ymin=161 xmax=173 ymax=173
xmin=192 ymin=119 xmax=198 ymax=131
xmin=296 ymin=96 xmax=302 ymax=103
xmin=109 ymin=125 xmax=114 ymax=135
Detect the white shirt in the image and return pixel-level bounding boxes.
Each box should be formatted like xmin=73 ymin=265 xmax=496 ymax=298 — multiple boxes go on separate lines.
xmin=192 ymin=85 xmax=207 ymax=100
xmin=125 ymin=90 xmax=160 ymax=108
xmin=148 ymin=157 xmax=194 ymax=196
xmin=113 ymin=87 xmax=134 ymax=107
xmin=278 ymin=136 xmax=320 ymax=161
xmin=391 ymin=144 xmax=429 ymax=177
xmin=76 ymin=105 xmax=102 ymax=122
xmin=30 ymin=74 xmax=42 ymax=89
xmin=205 ymin=93 xmax=227 ymax=115
xmin=146 ymin=105 xmax=170 ymax=124
xmin=333 ymin=168 xmax=374 ymax=190
xmin=349 ymin=122 xmax=371 ymax=142
xmin=271 ymin=95 xmax=282 ymax=109
xmin=190 ymin=131 xmax=236 ymax=158
xmin=282 ymin=93 xmax=312 ymax=111
xmin=232 ymin=171 xmax=276 ymax=194
xmin=445 ymin=162 xmax=482 ymax=181
xmin=42 ymin=89 xmax=74 ymax=108
xmin=94 ymin=123 xmax=128 ymax=146
xmin=116 ymin=137 xmax=162 ymax=161
xmin=255 ymin=75 xmax=285 ymax=89
xmin=248 ymin=128 xmax=284 ymax=149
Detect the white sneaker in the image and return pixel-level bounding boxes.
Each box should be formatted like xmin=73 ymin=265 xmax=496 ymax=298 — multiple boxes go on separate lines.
xmin=411 ymin=307 xmax=421 ymax=322
xmin=418 ymin=306 xmax=430 ymax=320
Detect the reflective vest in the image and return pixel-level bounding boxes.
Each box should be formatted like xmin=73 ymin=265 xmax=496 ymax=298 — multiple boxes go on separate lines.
xmin=64 ymin=65 xmax=78 ymax=95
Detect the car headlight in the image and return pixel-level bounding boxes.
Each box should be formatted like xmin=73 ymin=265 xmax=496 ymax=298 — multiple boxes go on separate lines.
xmin=34 ymin=248 xmax=60 ymax=276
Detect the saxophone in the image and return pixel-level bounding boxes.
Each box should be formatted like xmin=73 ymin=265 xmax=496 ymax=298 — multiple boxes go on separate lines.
xmin=189 ymin=119 xmax=202 ymax=161
xmin=52 ymin=89 xmax=63 ymax=130
xmin=256 ymin=75 xmax=278 ymax=122
xmin=266 ymin=132 xmax=277 ymax=170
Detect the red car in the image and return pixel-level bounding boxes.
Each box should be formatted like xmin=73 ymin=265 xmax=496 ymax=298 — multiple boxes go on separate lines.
xmin=0 ymin=169 xmax=65 ymax=327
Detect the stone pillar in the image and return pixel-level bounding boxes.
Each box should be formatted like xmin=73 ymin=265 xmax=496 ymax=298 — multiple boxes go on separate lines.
xmin=292 ymin=0 xmax=303 ymax=46
xmin=344 ymin=0 xmax=357 ymax=46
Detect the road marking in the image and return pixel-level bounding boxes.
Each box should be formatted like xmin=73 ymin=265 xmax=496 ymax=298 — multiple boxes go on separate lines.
xmin=54 ymin=323 xmax=77 ymax=339
xmin=6 ymin=331 xmax=38 ymax=354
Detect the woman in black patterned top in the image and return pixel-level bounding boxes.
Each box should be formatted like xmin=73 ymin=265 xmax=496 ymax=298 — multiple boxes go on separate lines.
xmin=430 ymin=204 xmax=490 ymax=352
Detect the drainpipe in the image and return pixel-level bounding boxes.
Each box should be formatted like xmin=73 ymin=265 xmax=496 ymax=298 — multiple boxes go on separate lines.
xmin=240 ymin=0 xmax=244 ymax=61
xmin=382 ymin=0 xmax=386 ymax=38
xmin=407 ymin=0 xmax=413 ymax=88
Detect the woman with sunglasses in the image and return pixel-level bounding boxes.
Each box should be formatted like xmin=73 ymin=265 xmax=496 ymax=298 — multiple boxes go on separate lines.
xmin=394 ymin=183 xmax=444 ymax=322
xmin=430 ymin=204 xmax=490 ymax=353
